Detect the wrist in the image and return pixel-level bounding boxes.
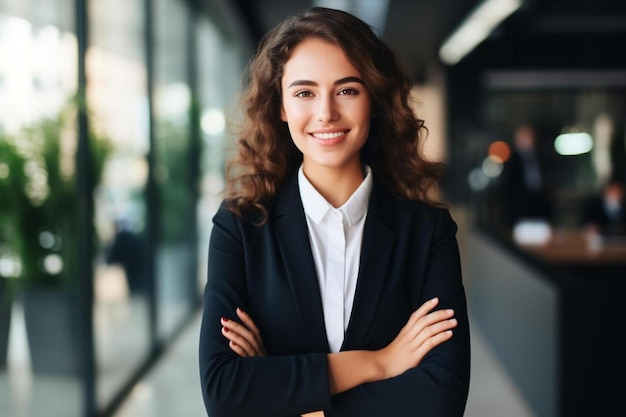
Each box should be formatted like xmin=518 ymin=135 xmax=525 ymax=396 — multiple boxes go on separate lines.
xmin=327 ymin=350 xmax=385 ymax=394
xmin=372 ymin=347 xmax=389 ymax=380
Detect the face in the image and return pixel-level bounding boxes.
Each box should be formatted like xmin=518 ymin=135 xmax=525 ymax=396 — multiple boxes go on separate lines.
xmin=605 ymin=184 xmax=624 ymax=205
xmin=280 ymin=38 xmax=372 ymax=178
xmin=514 ymin=126 xmax=535 ymax=151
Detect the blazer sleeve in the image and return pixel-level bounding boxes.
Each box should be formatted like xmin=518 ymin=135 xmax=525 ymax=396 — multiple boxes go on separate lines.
xmin=199 ymin=206 xmax=332 ymax=417
xmin=326 ymin=208 xmax=471 ymax=417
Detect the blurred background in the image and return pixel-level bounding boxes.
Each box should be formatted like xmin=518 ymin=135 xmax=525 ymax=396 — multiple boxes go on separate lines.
xmin=0 ymin=0 xmax=624 ymax=416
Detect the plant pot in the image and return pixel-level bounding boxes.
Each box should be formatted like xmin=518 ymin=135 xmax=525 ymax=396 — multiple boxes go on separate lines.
xmin=22 ymin=288 xmax=81 ymax=375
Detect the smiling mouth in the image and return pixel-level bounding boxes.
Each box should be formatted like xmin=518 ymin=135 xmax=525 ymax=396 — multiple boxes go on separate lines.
xmin=311 ymin=131 xmax=348 ymax=139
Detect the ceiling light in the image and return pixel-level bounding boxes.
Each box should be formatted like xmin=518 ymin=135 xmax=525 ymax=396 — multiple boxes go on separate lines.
xmin=439 ymin=0 xmax=523 ymax=65
xmin=554 ymin=132 xmax=593 ymax=156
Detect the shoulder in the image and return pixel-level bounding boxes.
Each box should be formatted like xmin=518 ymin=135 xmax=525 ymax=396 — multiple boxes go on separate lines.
xmin=371 ymin=183 xmax=457 ymax=237
xmin=213 ymin=200 xmax=269 ymax=230
xmin=397 ymin=198 xmax=457 ymax=235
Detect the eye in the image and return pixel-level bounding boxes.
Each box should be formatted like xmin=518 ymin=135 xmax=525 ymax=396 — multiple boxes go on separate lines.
xmin=338 ymin=87 xmax=359 ymax=96
xmin=295 ymin=90 xmax=313 ymax=98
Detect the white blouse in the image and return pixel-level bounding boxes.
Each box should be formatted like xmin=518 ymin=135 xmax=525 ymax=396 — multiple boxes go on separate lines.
xmin=297 ymin=165 xmax=373 ymax=352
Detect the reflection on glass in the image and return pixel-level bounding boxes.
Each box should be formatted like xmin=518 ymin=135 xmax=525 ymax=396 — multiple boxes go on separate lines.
xmin=0 ymin=2 xmax=82 ymax=416
xmin=88 ymin=0 xmax=151 ymax=410
xmin=196 ymin=18 xmax=249 ymax=292
xmin=154 ymin=0 xmax=195 ymax=340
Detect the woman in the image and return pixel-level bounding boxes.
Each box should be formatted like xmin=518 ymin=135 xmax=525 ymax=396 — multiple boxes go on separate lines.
xmin=199 ymin=7 xmax=470 ymax=417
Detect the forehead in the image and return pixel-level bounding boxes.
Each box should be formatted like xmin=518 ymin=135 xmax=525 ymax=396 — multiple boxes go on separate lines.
xmin=282 ymin=38 xmax=362 ymax=83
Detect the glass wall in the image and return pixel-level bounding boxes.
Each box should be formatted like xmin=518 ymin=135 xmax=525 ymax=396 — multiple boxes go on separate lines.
xmin=153 ymin=0 xmax=196 ymax=341
xmin=0 ymin=0 xmax=252 ymax=416
xmin=88 ymin=0 xmax=151 ymax=410
xmin=195 ymin=15 xmax=250 ymax=292
xmin=0 ymin=1 xmax=82 ymax=416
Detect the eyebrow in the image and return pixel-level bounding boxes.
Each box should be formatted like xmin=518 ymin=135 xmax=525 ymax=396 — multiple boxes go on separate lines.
xmin=287 ymin=76 xmax=365 ymax=88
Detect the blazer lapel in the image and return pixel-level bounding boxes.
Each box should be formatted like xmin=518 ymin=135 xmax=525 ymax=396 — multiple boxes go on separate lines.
xmin=272 ymin=174 xmax=329 ymax=352
xmin=342 ymin=182 xmax=395 ymax=350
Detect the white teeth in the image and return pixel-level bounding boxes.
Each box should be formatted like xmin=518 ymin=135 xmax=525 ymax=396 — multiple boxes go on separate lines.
xmin=312 ymin=131 xmax=346 ymax=139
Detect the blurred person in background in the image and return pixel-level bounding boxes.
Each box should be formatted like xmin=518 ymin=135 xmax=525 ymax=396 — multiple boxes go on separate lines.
xmin=580 ymin=176 xmax=626 ymax=238
xmin=199 ymin=7 xmax=470 ymax=417
xmin=500 ymin=123 xmax=554 ymax=228
xmin=105 ymin=218 xmax=147 ymax=295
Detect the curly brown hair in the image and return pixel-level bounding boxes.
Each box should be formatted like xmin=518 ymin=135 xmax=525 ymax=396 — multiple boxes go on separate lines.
xmin=224 ymin=7 xmax=444 ymax=222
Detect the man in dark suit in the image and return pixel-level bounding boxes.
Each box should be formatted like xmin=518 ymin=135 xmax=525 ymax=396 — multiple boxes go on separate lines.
xmin=580 ymin=177 xmax=626 ymax=237
xmin=500 ymin=124 xmax=554 ymax=227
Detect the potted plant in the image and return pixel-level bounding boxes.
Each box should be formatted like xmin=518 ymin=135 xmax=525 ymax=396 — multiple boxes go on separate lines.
xmin=0 ymin=137 xmax=27 ymax=368
xmin=12 ymin=104 xmax=111 ymax=375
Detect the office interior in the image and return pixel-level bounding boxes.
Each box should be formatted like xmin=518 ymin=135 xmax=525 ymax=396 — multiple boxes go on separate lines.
xmin=0 ymin=0 xmax=624 ymax=416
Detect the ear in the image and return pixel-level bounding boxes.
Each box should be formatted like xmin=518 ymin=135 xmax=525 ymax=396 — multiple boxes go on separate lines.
xmin=280 ymin=105 xmax=287 ymax=122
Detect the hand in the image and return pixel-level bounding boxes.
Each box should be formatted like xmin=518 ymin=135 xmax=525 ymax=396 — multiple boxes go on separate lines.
xmin=222 ymin=311 xmax=323 ymax=415
xmin=375 ymin=297 xmax=457 ymax=379
xmin=221 ymin=307 xmax=267 ymax=357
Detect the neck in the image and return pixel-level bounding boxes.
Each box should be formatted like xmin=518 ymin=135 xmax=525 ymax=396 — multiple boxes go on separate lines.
xmin=302 ymin=163 xmax=365 ymax=208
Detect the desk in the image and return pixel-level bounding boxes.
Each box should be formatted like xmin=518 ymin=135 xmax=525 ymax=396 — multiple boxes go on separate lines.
xmin=519 ymin=229 xmax=626 ymax=265
xmin=467 ymin=227 xmax=625 ymax=417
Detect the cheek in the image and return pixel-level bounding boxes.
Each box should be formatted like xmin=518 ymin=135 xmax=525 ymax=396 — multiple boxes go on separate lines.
xmin=360 ymin=99 xmax=373 ymax=121
xmin=288 ymin=128 xmax=307 ymax=154
xmin=355 ymin=103 xmax=373 ymax=131
xmin=344 ymin=99 xmax=372 ymax=123
xmin=282 ymin=104 xmax=309 ymax=127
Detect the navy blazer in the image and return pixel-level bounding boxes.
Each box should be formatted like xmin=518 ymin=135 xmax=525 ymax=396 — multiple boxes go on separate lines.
xmin=199 ymin=173 xmax=470 ymax=417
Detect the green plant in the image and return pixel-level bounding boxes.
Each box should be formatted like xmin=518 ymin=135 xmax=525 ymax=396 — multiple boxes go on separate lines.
xmin=0 ymin=137 xmax=27 ymax=302
xmin=5 ymin=105 xmax=111 ymax=289
xmin=155 ymin=118 xmax=193 ymax=244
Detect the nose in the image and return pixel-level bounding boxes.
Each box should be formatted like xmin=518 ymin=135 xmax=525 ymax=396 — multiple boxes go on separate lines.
xmin=317 ymin=95 xmax=339 ymax=122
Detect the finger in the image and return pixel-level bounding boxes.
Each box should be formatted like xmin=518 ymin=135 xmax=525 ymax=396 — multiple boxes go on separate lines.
xmin=222 ymin=326 xmax=259 ymax=356
xmin=412 ymin=317 xmax=457 ymax=348
xmin=397 ymin=297 xmax=440 ymax=339
xmin=228 ymin=340 xmax=249 ymax=357
xmin=406 ymin=308 xmax=454 ymax=340
xmin=236 ymin=308 xmax=261 ymax=338
xmin=414 ymin=328 xmax=454 ymax=359
xmin=221 ymin=318 xmax=265 ymax=356
xmin=222 ymin=326 xmax=260 ymax=356
xmin=235 ymin=308 xmax=268 ymax=355
xmin=406 ymin=297 xmax=440 ymax=329
xmin=221 ymin=317 xmax=258 ymax=347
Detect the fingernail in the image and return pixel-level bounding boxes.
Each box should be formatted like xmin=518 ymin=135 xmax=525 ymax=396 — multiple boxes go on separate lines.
xmin=449 ymin=319 xmax=458 ymax=325
xmin=221 ymin=317 xmax=228 ymax=322
xmin=237 ymin=307 xmax=243 ymax=313
xmin=223 ymin=327 xmax=229 ymax=333
xmin=446 ymin=309 xmax=454 ymax=315
xmin=431 ymin=297 xmax=438 ymax=303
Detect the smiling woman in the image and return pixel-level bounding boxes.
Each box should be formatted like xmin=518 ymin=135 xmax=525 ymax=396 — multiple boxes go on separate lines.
xmin=199 ymin=7 xmax=470 ymax=417
xmin=280 ymin=39 xmax=372 ymax=206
